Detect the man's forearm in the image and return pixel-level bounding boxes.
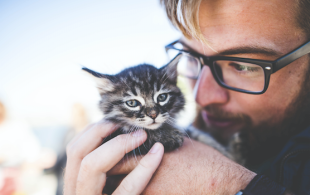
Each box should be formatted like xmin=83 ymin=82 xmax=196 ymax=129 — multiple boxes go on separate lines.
xmin=142 ymin=138 xmax=256 ymax=194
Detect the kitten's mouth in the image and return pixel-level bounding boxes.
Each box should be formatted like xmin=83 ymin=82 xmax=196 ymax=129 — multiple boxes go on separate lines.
xmin=145 ymin=121 xmax=162 ymax=130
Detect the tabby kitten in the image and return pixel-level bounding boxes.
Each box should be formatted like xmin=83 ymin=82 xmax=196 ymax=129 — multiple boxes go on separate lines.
xmin=83 ymin=61 xmax=185 ymax=154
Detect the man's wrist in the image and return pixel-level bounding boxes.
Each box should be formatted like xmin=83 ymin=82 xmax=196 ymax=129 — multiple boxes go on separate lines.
xmin=203 ymin=156 xmax=256 ymax=194
xmin=228 ymin=166 xmax=257 ymax=194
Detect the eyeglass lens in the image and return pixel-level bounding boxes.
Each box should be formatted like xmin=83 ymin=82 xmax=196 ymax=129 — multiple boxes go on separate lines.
xmin=172 ymin=53 xmax=266 ymax=92
xmin=213 ymin=60 xmax=265 ymax=92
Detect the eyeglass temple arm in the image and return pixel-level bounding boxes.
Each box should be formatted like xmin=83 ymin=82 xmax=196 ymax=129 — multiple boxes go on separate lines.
xmin=273 ymin=40 xmax=310 ymax=73
xmin=165 ymin=53 xmax=183 ymax=67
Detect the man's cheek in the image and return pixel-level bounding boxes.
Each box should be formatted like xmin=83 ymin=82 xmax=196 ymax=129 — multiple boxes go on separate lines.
xmin=230 ymin=93 xmax=275 ymax=126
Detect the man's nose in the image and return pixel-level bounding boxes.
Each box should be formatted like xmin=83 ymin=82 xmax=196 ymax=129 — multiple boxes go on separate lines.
xmin=194 ymin=66 xmax=229 ymax=107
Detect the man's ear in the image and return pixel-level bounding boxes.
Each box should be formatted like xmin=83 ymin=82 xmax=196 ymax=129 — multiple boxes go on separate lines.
xmin=82 ymin=67 xmax=115 ymax=94
xmin=160 ymin=54 xmax=182 ymax=84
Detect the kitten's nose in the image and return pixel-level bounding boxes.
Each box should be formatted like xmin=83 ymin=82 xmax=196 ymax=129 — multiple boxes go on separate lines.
xmin=145 ymin=107 xmax=159 ymax=119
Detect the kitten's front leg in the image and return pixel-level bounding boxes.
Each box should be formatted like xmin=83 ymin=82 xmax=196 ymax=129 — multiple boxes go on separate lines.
xmin=146 ymin=126 xmax=184 ymax=152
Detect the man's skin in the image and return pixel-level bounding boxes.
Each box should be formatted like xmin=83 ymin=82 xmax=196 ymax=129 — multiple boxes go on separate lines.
xmin=64 ymin=0 xmax=310 ymax=194
xmin=189 ymin=0 xmax=309 ymax=144
xmin=108 ymin=0 xmax=309 ymax=194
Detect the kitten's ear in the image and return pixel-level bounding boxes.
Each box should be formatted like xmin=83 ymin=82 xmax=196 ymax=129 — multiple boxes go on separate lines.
xmin=82 ymin=67 xmax=115 ymax=94
xmin=160 ymin=54 xmax=182 ymax=83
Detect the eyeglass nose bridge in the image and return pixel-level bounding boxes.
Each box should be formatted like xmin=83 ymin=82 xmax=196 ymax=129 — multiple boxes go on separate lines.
xmin=195 ymin=56 xmax=216 ymax=81
xmin=199 ymin=56 xmax=213 ymax=67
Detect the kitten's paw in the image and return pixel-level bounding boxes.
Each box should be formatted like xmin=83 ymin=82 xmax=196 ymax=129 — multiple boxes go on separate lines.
xmin=160 ymin=129 xmax=184 ymax=152
xmin=133 ymin=128 xmax=184 ymax=155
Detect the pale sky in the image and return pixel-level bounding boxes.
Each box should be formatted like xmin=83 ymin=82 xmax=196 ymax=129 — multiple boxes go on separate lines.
xmin=0 ymin=0 xmax=181 ymax=125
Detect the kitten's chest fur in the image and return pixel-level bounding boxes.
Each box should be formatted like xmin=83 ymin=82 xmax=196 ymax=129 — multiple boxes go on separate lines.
xmin=106 ymin=123 xmax=184 ymax=155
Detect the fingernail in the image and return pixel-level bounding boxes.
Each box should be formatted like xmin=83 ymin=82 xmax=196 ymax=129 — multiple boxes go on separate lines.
xmin=150 ymin=143 xmax=160 ymax=153
xmin=132 ymin=130 xmax=144 ymax=137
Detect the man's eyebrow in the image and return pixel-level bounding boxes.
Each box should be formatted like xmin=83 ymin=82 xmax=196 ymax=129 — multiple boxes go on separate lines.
xmin=217 ymin=46 xmax=283 ymax=57
xmin=179 ymin=40 xmax=283 ymax=58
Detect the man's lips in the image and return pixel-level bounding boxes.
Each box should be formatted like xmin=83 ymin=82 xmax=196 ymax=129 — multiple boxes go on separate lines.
xmin=201 ymin=110 xmax=238 ymax=128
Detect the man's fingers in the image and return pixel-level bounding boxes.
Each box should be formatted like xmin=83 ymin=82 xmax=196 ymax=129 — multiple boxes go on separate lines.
xmin=75 ymin=130 xmax=147 ymax=195
xmin=67 ymin=119 xmax=109 ymax=149
xmin=107 ymin=155 xmax=143 ymax=176
xmin=113 ymin=143 xmax=164 ymax=195
xmin=108 ymin=138 xmax=194 ymax=176
xmin=82 ymin=130 xmax=147 ymax=173
xmin=66 ymin=121 xmax=118 ymax=159
xmin=64 ymin=121 xmax=118 ymax=195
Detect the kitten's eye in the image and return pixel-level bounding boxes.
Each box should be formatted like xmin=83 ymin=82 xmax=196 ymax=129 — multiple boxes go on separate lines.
xmin=157 ymin=93 xmax=168 ymax=102
xmin=126 ymin=100 xmax=140 ymax=107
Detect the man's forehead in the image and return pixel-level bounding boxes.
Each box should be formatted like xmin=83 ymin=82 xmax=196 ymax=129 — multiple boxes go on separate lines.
xmin=199 ymin=0 xmax=296 ymax=20
xmin=185 ymin=0 xmax=305 ymax=57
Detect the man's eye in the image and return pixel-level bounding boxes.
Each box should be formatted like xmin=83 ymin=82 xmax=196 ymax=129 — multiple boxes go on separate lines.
xmin=230 ymin=63 xmax=260 ymax=72
xmin=233 ymin=64 xmax=246 ymax=71
xmin=157 ymin=93 xmax=168 ymax=102
xmin=126 ymin=100 xmax=140 ymax=107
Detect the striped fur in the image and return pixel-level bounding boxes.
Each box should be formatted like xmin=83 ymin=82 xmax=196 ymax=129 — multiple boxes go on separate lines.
xmin=83 ymin=63 xmax=185 ymax=154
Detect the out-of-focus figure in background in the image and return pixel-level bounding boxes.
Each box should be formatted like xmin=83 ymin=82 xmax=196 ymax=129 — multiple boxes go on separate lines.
xmin=0 ymin=101 xmax=17 ymax=195
xmin=0 ymin=101 xmax=58 ymax=195
xmin=46 ymin=103 xmax=89 ymax=195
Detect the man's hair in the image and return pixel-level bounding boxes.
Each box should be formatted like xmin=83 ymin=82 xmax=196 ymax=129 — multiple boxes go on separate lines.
xmin=161 ymin=0 xmax=310 ymax=39
xmin=160 ymin=0 xmax=204 ymax=42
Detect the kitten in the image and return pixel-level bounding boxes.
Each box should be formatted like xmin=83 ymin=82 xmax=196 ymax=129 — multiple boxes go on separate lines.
xmin=83 ymin=61 xmax=185 ymax=154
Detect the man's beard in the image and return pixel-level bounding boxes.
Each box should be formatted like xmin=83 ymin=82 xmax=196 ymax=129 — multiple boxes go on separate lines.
xmin=193 ymin=65 xmax=310 ymax=167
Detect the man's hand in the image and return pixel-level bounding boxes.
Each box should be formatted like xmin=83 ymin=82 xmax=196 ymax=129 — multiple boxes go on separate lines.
xmin=63 ymin=121 xmax=164 ymax=195
xmin=108 ymin=138 xmax=257 ymax=194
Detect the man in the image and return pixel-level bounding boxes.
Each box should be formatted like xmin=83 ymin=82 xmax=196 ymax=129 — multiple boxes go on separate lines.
xmin=64 ymin=0 xmax=310 ymax=194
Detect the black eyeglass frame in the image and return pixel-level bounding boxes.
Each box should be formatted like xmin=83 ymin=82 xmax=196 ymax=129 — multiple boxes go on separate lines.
xmin=165 ymin=40 xmax=310 ymax=94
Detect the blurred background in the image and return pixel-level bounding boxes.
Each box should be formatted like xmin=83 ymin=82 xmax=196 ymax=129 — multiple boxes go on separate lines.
xmin=0 ymin=0 xmax=196 ymax=194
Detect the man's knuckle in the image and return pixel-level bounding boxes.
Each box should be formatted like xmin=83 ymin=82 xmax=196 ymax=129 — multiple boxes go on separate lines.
xmin=65 ymin=144 xmax=72 ymax=154
xmin=80 ymin=156 xmax=94 ymax=172
xmin=66 ymin=144 xmax=82 ymax=159
xmin=119 ymin=178 xmax=135 ymax=193
xmin=139 ymin=159 xmax=151 ymax=169
xmin=66 ymin=144 xmax=76 ymax=157
xmin=115 ymin=134 xmax=126 ymax=143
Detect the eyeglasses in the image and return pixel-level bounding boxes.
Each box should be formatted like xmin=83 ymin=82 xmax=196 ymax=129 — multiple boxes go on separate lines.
xmin=165 ymin=40 xmax=310 ymax=94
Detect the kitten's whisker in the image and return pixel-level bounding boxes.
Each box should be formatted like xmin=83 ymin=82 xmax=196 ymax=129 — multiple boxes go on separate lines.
xmin=127 ymin=125 xmax=138 ymax=168
xmin=162 ymin=75 xmax=169 ymax=84
xmin=124 ymin=125 xmax=135 ymax=167
xmin=180 ymin=128 xmax=194 ymax=147
xmin=167 ymin=116 xmax=178 ymax=122
xmin=124 ymin=133 xmax=131 ymax=165
xmin=133 ymin=124 xmax=144 ymax=157
xmin=130 ymin=125 xmax=140 ymax=167
xmin=93 ymin=121 xmax=113 ymax=143
xmin=165 ymin=119 xmax=176 ymax=126
xmin=132 ymin=127 xmax=139 ymax=164
xmin=167 ymin=117 xmax=195 ymax=148
xmin=121 ymin=78 xmax=131 ymax=89
xmin=160 ymin=71 xmax=168 ymax=83
xmin=140 ymin=127 xmax=149 ymax=152
xmin=125 ymin=127 xmax=133 ymax=154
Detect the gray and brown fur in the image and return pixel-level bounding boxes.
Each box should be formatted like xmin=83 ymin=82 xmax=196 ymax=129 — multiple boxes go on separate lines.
xmin=83 ymin=62 xmax=185 ymax=154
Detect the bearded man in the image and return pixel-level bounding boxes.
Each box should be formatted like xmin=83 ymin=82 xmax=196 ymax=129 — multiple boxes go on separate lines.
xmin=64 ymin=0 xmax=310 ymax=194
